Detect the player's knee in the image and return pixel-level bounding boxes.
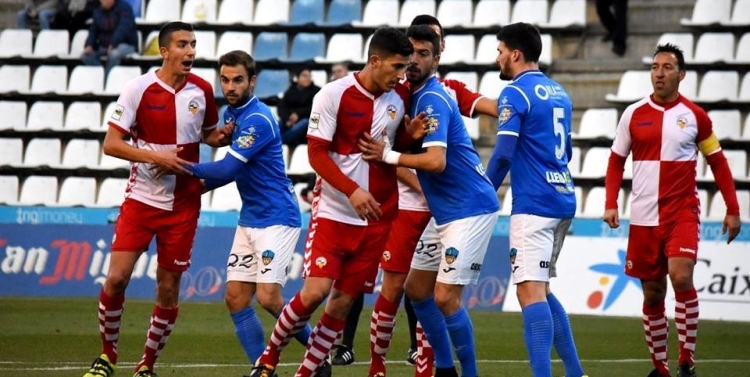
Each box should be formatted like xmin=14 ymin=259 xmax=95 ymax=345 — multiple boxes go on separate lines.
xmin=256 ymin=291 xmax=284 ymax=315
xmin=104 ymin=273 xmax=131 ymax=295
xmin=404 ymin=280 xmax=430 ymax=303
xmin=642 ymin=281 xmax=668 ymax=305
xmin=669 ymin=271 xmax=694 ymax=292
xmin=224 ymin=287 xmax=252 ymax=312
xmin=433 ymin=291 xmax=461 ymax=315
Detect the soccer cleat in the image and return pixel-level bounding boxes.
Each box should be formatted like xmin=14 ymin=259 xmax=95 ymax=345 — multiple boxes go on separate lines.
xmin=647 ymin=369 xmax=670 ymax=377
xmin=677 ymin=362 xmax=696 ymax=377
xmin=247 ymin=363 xmax=277 ymax=377
xmin=132 ymin=365 xmax=158 ymax=377
xmin=314 ymin=360 xmax=332 ymax=377
xmin=331 ymin=345 xmax=355 ymax=365
xmin=83 ymin=354 xmax=116 ymax=377
xmin=406 ymin=348 xmax=418 ymax=365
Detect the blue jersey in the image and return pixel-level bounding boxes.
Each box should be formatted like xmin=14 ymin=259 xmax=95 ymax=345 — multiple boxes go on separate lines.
xmin=496 ymin=70 xmax=576 ymax=218
xmin=191 ymin=96 xmax=300 ymax=229
xmin=412 ymin=76 xmax=499 ymax=225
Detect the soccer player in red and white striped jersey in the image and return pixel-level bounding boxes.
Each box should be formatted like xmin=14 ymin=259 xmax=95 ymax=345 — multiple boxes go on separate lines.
xmin=83 ymin=22 xmax=231 ymax=377
xmin=603 ymin=43 xmax=741 ymax=377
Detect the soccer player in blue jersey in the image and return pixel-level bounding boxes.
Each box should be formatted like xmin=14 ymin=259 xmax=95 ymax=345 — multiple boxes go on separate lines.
xmin=360 ymin=25 xmax=499 ymax=377
xmin=485 ymin=23 xmax=587 ymax=377
xmin=185 ymin=50 xmax=330 ymax=377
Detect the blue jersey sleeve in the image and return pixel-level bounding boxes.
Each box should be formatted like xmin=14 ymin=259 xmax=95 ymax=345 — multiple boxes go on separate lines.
xmin=418 ymin=92 xmax=454 ymax=148
xmin=496 ymin=85 xmax=529 ymax=137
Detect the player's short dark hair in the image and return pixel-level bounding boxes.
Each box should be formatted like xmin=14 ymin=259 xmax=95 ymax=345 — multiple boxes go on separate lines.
xmin=218 ymin=50 xmax=256 ymax=78
xmin=653 ymin=43 xmax=686 ymax=71
xmin=406 ymin=25 xmax=441 ymax=56
xmin=410 ymin=14 xmax=444 ymax=39
xmin=158 ymin=21 xmax=194 ymax=48
xmin=496 ymin=22 xmax=542 ymax=63
xmin=367 ymin=27 xmax=414 ymax=60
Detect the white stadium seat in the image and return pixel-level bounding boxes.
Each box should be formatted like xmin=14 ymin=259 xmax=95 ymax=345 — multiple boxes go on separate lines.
xmin=96 ymin=102 xmax=118 ymax=132
xmin=436 ymin=0 xmax=473 ymax=27
xmin=474 ymin=34 xmax=499 ymax=65
xmin=575 ymin=108 xmax=618 ymax=140
xmin=0 ymin=176 xmax=19 ymax=205
xmin=211 ymin=181 xmax=241 ymax=211
xmin=28 ymin=65 xmax=67 ymax=94
xmin=441 ymin=35 xmax=475 ymax=65
xmin=703 ymin=150 xmax=748 ymax=181
xmin=697 ymin=71 xmax=738 ymax=102
xmin=310 ymin=69 xmax=327 ymax=87
xmin=464 ymin=116 xmax=479 ymax=140
xmin=190 ymin=68 xmax=217 ymax=88
xmin=253 ymin=0 xmax=289 ymax=25
xmin=18 ymin=176 xmax=58 ymax=206
xmin=0 ymin=102 xmax=27 ymax=131
xmin=68 ymin=66 xmax=104 ymax=94
xmin=95 ymin=178 xmax=128 ymax=208
xmin=31 ymin=29 xmax=69 ymax=58
xmin=681 ymin=0 xmax=731 ymax=26
xmin=724 ymin=0 xmax=750 ymax=26
xmin=354 ymin=0 xmax=398 ymax=27
xmin=0 ymin=29 xmax=32 ymax=58
xmin=693 ymin=33 xmax=734 ymax=64
xmin=474 ymin=0 xmax=511 ymax=27
xmin=65 ymin=102 xmax=102 ymax=131
xmin=511 ymin=0 xmax=548 ymax=25
xmin=0 ymin=65 xmax=30 ymax=93
xmin=96 ymin=152 xmax=130 ymax=170
xmin=545 ymin=0 xmax=586 ymax=28
xmin=709 ymin=189 xmax=750 ymax=219
xmin=707 ymin=110 xmax=741 ymax=140
xmin=294 ymin=182 xmax=311 ymax=212
xmin=399 ymin=0 xmax=436 ymax=26
xmin=444 ymin=72 xmax=478 ymax=92
xmin=144 ymin=0 xmax=181 ymax=23
xmin=216 ymin=0 xmax=254 ymax=24
xmin=479 ymin=71 xmax=509 ymax=97
xmin=680 ymin=70 xmax=699 ymax=100
xmin=68 ymin=30 xmax=89 ymax=58
xmin=605 ymin=71 xmax=652 ymax=102
xmin=568 ymin=146 xmax=582 ymax=176
xmin=181 ymin=0 xmax=217 ymax=23
xmin=103 ymin=66 xmax=142 ymax=95
xmin=540 ymin=34 xmax=553 ymax=65
xmin=216 ymin=31 xmax=253 ymax=57
xmin=641 ymin=33 xmax=694 ymax=65
xmin=193 ymin=30 xmax=217 ymax=60
xmin=23 ymin=138 xmax=61 ymax=167
xmin=320 ymin=33 xmax=362 ymax=63
xmin=583 ymin=187 xmax=624 ymax=218
xmin=54 ymin=177 xmax=97 ymax=207
xmin=578 ymin=147 xmax=611 ymax=179
xmin=0 ymin=138 xmax=23 ymax=167
xmin=500 ymin=187 xmax=512 ymax=215
xmin=286 ymin=145 xmax=314 ymax=175
xmin=55 ymin=139 xmax=101 ymax=169
xmin=25 ymin=101 xmax=64 ymax=131
xmin=733 ymin=33 xmax=750 ymax=63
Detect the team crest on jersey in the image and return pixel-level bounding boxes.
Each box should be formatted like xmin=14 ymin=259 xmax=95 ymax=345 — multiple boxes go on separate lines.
xmin=112 ymin=104 xmax=124 ymax=121
xmin=309 ymin=112 xmax=320 ymax=129
xmin=425 ymin=104 xmax=434 ymax=115
xmin=676 ymin=116 xmax=687 ymax=129
xmin=188 ymin=100 xmax=199 ymax=115
xmin=387 ymin=104 xmax=397 ymax=119
xmin=315 ymin=256 xmax=327 ymax=268
xmin=382 ymin=250 xmax=391 ymax=262
xmin=444 ymin=247 xmax=459 ymax=264
xmin=262 ymin=250 xmax=275 ymax=265
xmin=498 ymin=107 xmax=512 ymax=125
xmin=236 ymin=135 xmax=255 ymax=149
xmin=427 ymin=117 xmax=439 ymax=133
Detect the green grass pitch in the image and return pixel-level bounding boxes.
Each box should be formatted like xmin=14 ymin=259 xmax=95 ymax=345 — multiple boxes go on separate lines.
xmin=1 ymin=298 xmax=749 ymax=377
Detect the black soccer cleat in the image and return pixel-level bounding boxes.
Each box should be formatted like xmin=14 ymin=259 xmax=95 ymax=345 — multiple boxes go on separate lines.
xmin=677 ymin=362 xmax=696 ymax=377
xmin=331 ymin=345 xmax=355 ymax=366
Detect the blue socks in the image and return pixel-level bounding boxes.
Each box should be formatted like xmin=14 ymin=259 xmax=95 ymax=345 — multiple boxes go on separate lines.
xmin=547 ymin=293 xmax=585 ymax=377
xmin=411 ymin=296 xmax=455 ymax=369
xmin=275 ymin=301 xmax=313 ymax=346
xmin=522 ymin=301 xmax=554 ymax=377
xmin=445 ymin=307 xmax=478 ymax=377
xmin=230 ymin=306 xmax=266 ymax=363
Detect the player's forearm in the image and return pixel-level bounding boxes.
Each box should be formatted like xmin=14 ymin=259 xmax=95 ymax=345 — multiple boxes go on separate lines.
xmin=202 ymin=127 xmax=225 ymax=147
xmin=308 ymin=138 xmax=359 ymax=197
xmin=188 ymin=155 xmax=243 ymax=181
xmin=204 ymin=177 xmax=232 ymax=192
xmin=486 ymin=134 xmax=517 ymax=190
xmin=473 ymin=97 xmax=498 ymax=117
xmin=604 ymin=152 xmax=627 ymax=209
xmin=706 ymin=151 xmax=740 ymax=216
xmin=396 ymin=148 xmax=446 ymax=173
xmin=102 ymin=134 xmax=157 ymax=164
xmin=396 ymin=167 xmax=423 ymax=194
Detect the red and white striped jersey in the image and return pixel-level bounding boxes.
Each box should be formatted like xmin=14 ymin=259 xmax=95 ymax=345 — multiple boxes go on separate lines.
xmin=397 ymin=78 xmax=483 ymax=212
xmin=611 ymin=95 xmax=718 ymax=226
xmin=307 ymin=74 xmax=408 ymax=225
xmin=107 ymin=71 xmax=219 ymax=211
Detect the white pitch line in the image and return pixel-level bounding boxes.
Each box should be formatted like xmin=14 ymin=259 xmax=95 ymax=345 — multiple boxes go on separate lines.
xmin=1 ymin=359 xmax=750 ymax=371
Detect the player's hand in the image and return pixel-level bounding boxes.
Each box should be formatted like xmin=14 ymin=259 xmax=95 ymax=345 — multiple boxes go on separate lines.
xmin=216 ymin=121 xmax=234 ymax=146
xmin=722 ymin=214 xmax=741 ymax=244
xmin=149 ymin=147 xmax=193 ymax=179
xmin=358 ymin=132 xmax=387 ymax=162
xmin=349 ymin=188 xmax=382 ymax=221
xmin=404 ymin=111 xmax=430 ymax=139
xmin=602 ymin=209 xmax=620 ymax=229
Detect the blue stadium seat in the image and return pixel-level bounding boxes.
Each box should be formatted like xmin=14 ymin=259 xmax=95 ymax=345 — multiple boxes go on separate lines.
xmin=255 ymin=69 xmax=290 ymax=99
xmin=288 ymin=0 xmax=324 ymax=25
xmin=286 ymin=33 xmax=326 ymax=61
xmin=325 ymin=0 xmax=362 ymax=25
xmin=254 ymin=32 xmax=288 ymax=61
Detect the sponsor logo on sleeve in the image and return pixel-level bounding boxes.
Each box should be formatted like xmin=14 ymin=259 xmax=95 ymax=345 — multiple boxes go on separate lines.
xmin=111 ymin=105 xmax=124 ymax=121
xmin=309 ymin=112 xmax=320 ymax=129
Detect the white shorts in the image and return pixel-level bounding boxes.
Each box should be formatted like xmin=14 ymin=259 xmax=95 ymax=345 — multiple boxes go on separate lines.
xmin=509 ymin=214 xmax=571 ymax=284
xmin=410 ymin=217 xmax=442 ymax=271
xmin=411 ymin=213 xmax=496 ymax=285
xmin=226 ymin=225 xmax=301 ymax=285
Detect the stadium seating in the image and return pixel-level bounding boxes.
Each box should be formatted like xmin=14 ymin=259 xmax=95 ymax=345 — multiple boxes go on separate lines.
xmin=702 ymin=150 xmax=748 ymax=181
xmin=253 ymin=0 xmax=290 ymax=25
xmin=464 ymin=116 xmax=479 ymax=140
xmin=54 ymin=177 xmax=97 ymax=207
xmin=444 ymin=72 xmax=478 ymax=92
xmin=708 ymin=110 xmax=742 ymax=140
xmin=319 ymin=33 xmax=363 ymax=63
xmin=0 ymin=29 xmax=32 ymax=58
xmin=255 ymin=69 xmax=290 ymax=99
xmin=575 ymin=108 xmax=618 ymax=140
xmin=28 ymin=65 xmax=67 ymax=94
xmin=211 ymin=181 xmax=241 ymax=211
xmin=540 ymin=34 xmax=553 ymax=66
xmin=641 ymin=33 xmax=695 ymax=64
xmin=25 ymin=102 xmax=64 ymax=132
xmin=733 ymin=33 xmax=750 ymax=63
xmin=288 ymin=0 xmax=324 ymax=25
xmin=354 ymin=0 xmax=397 ymax=27
xmin=281 ymin=143 xmax=289 ymax=169
xmin=436 ymin=0 xmax=473 ymax=28
xmin=30 ymin=30 xmax=69 ymax=58
xmin=545 ymin=0 xmax=586 ymax=28
xmin=0 ymin=65 xmax=30 ymax=93
xmin=310 ymin=69 xmax=327 ymax=86
xmin=725 ymin=0 xmax=750 ymax=26
xmin=692 ymin=32 xmax=734 ymax=64
xmin=325 ymin=0 xmax=362 ymax=25
xmin=286 ymin=145 xmax=314 ymax=176
xmin=94 ymin=178 xmax=128 ymax=208
xmin=191 ymin=67 xmax=217 ymax=88
xmin=479 ymin=72 xmax=509 ymax=98
xmin=67 ymin=66 xmax=105 ymax=95
xmin=181 ymin=0 xmax=217 ymax=23
xmin=511 ymin=0 xmax=548 ymax=26
xmin=216 ymin=0 xmax=254 ymax=24
xmin=441 ymin=35 xmax=475 ymax=65
xmin=216 ymin=31 xmax=253 ymax=57
xmin=254 ymin=32 xmax=288 ymax=61
xmin=0 ymin=176 xmax=19 ymax=205
xmin=605 ymin=71 xmax=653 ymax=102
xmin=0 ymin=102 xmax=27 ymax=131
xmin=399 ymin=0 xmax=436 ymax=26
xmin=22 ymin=138 xmax=61 ymax=167
xmin=474 ymin=34 xmax=499 ymax=65
xmin=68 ymin=30 xmax=89 ymax=59
xmin=582 ymin=187 xmax=625 ymax=218
xmin=499 ymin=187 xmax=512 ymax=215
xmin=96 ymin=152 xmax=130 ymax=170
xmin=708 ymin=189 xmax=750 ymax=219
xmin=681 ymin=0 xmax=732 ymax=26
xmin=697 ymin=71 xmax=739 ymax=102
xmin=474 ymin=0 xmax=511 ymax=27
xmin=18 ymin=176 xmax=58 ymax=206
xmin=143 ymin=0 xmax=181 ymax=23
xmin=0 ymin=138 xmax=23 ymax=167
xmin=294 ymin=182 xmax=311 ymax=212
xmin=98 ymin=102 xmax=118 ymax=132
xmin=569 ymin=146 xmax=582 ymax=176
xmin=56 ymin=139 xmax=101 ymax=169
xmin=578 ymin=147 xmax=610 ymax=179
xmin=287 ymin=33 xmax=326 ymax=62
xmin=103 ymin=66 xmax=142 ymax=95
xmin=194 ymin=30 xmax=217 ymax=60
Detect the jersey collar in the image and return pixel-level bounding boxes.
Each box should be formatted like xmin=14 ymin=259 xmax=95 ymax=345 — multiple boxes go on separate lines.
xmin=411 ymin=75 xmax=439 ymax=95
xmin=512 ymin=69 xmax=543 ymax=82
xmin=648 ymin=94 xmax=683 ymax=111
xmin=234 ymin=95 xmax=258 ymax=111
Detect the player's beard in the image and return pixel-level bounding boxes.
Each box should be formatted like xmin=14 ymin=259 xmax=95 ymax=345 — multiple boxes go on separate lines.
xmin=227 ymin=91 xmax=250 ymax=106
xmin=498 ymin=60 xmax=513 ymax=81
xmin=406 ymin=66 xmax=430 ymax=86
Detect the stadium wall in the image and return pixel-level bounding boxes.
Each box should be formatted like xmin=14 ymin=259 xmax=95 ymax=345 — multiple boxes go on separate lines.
xmin=0 ymin=206 xmax=748 ymax=321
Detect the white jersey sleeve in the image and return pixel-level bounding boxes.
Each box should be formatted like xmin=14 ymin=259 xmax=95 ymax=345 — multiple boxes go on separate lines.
xmin=307 ymin=84 xmax=341 ymax=142
xmin=611 ymin=103 xmax=636 ymax=158
xmin=108 ymin=78 xmax=144 ymax=134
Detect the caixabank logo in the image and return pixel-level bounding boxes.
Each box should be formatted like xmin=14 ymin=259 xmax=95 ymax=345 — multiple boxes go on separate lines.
xmin=586 ymin=248 xmax=641 ymax=311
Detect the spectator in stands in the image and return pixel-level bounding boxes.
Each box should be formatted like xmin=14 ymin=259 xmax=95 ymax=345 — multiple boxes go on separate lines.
xmin=603 ymin=43 xmax=741 ymax=377
xmin=595 ymin=0 xmax=628 ymax=56
xmin=81 ymin=0 xmax=138 ymax=74
xmin=330 ymin=62 xmax=349 ymax=81
xmin=54 ymin=0 xmax=97 ymax=34
xmin=278 ymin=67 xmax=321 ymax=149
xmin=16 ymin=0 xmax=60 ymax=30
